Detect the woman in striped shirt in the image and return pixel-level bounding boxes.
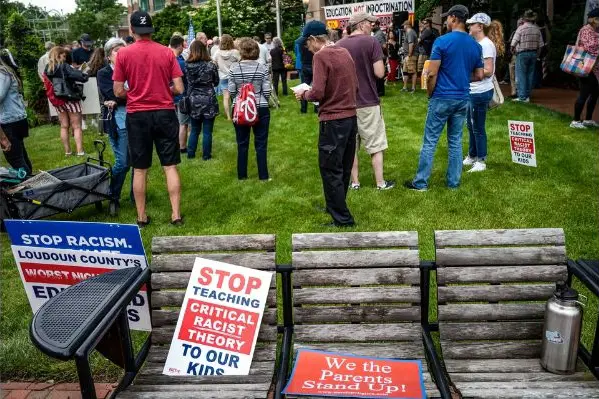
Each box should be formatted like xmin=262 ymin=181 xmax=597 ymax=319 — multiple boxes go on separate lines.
xmin=228 ymin=38 xmax=272 ymax=181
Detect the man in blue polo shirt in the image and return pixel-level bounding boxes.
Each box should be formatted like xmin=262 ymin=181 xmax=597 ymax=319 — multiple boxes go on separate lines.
xmin=405 ymin=5 xmax=484 ymax=191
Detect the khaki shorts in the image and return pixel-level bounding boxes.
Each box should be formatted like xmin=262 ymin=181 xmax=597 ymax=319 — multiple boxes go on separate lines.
xmin=418 ymin=55 xmax=429 ymax=73
xmin=402 ymin=56 xmax=418 ymax=75
xmin=356 ymin=105 xmax=388 ymax=154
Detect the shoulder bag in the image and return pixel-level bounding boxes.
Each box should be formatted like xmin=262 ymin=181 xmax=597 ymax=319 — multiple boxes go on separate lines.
xmin=561 ymin=28 xmax=597 ymax=78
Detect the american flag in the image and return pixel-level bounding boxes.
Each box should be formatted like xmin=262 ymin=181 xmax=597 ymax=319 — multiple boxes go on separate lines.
xmin=187 ymin=18 xmax=195 ymax=45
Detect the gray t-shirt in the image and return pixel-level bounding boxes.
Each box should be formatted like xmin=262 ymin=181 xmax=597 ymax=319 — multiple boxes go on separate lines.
xmin=403 ymin=29 xmax=418 ymax=55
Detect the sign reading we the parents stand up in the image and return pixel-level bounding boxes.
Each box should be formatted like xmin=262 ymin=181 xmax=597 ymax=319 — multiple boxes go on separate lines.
xmin=163 ymin=258 xmax=273 ymax=376
xmin=283 ymin=349 xmax=426 ymax=399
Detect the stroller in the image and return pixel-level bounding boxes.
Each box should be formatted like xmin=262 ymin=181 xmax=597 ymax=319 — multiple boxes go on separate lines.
xmin=1 ymin=140 xmax=117 ymax=225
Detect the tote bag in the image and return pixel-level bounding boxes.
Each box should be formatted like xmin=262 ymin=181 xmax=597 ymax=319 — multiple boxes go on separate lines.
xmin=561 ymin=29 xmax=597 ymax=78
xmin=488 ymin=75 xmax=504 ymax=110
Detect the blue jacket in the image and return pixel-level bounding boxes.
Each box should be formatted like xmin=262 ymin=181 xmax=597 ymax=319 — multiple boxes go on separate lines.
xmin=97 ymin=65 xmax=127 ymax=134
xmin=294 ymin=37 xmax=303 ymax=71
xmin=0 ymin=70 xmax=27 ymax=125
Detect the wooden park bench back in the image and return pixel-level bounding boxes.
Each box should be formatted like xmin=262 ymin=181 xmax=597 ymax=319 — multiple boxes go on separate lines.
xmin=119 ymin=234 xmax=278 ymax=399
xmin=290 ymin=231 xmax=440 ymax=398
xmin=435 ymin=228 xmax=599 ymax=398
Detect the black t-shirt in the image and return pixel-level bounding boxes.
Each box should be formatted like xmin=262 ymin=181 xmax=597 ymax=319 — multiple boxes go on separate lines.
xmin=72 ymin=47 xmax=93 ymax=65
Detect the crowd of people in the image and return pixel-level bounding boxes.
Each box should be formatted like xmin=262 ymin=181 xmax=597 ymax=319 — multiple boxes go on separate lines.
xmin=0 ymin=5 xmax=596 ymax=228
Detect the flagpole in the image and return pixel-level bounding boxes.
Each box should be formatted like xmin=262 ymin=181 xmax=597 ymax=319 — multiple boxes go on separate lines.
xmin=275 ymin=0 xmax=281 ymax=38
xmin=216 ymin=0 xmax=223 ymax=37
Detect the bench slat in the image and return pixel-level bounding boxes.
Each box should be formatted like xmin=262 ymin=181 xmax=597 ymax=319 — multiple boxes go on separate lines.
xmin=294 ymin=342 xmax=425 ymax=359
xmin=151 ymin=289 xmax=277 ymax=308
xmin=294 ymin=323 xmax=422 ymax=342
xmin=450 ymin=372 xmax=592 ymax=382
xmin=139 ymin=362 xmax=274 ymax=377
xmin=146 ymin=344 xmax=277 ymax=364
xmin=292 ymin=250 xmax=419 ymax=269
xmin=434 ymin=229 xmax=565 ymax=247
xmin=151 ymin=326 xmax=278 ymax=344
xmin=441 ymin=321 xmax=543 ymax=341
xmin=456 ymin=388 xmax=599 ymax=399
xmin=152 ymin=272 xmax=276 ymax=290
xmin=294 ymin=286 xmax=421 ymax=305
xmin=455 ymin=381 xmax=599 ymax=389
xmin=438 ymin=265 xmax=567 ymax=284
xmin=294 ymin=306 xmax=420 ymax=324
xmin=293 ymin=268 xmax=420 ymax=286
xmin=120 ymin=390 xmax=268 ymax=399
xmin=132 ymin=372 xmax=273 ymax=386
xmin=152 ymin=308 xmax=277 ymax=327
xmin=292 ymin=232 xmax=418 ymax=250
xmin=444 ymin=358 xmax=587 ymax=373
xmin=438 ymin=284 xmax=555 ymax=303
xmin=436 ymin=247 xmax=566 ymax=266
xmin=152 ymin=234 xmax=275 ymax=253
xmin=438 ymin=303 xmax=545 ymax=322
xmin=123 ymin=383 xmax=270 ymax=392
xmin=442 ymin=341 xmax=541 ymax=359
xmin=151 ymin=253 xmax=275 ymax=272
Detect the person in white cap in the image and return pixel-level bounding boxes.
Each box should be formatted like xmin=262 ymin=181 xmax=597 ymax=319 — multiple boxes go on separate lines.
xmin=463 ymin=13 xmax=505 ymax=173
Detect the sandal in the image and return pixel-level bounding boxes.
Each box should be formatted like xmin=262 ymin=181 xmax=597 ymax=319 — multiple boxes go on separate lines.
xmin=171 ymin=216 xmax=184 ymax=226
xmin=137 ymin=216 xmax=151 ymax=228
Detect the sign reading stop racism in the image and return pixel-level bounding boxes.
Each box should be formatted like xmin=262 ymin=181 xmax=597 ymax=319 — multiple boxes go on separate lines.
xmin=508 ymin=120 xmax=537 ymax=167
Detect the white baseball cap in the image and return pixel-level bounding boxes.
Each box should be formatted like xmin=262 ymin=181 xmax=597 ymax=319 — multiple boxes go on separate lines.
xmin=466 ymin=13 xmax=491 ymax=26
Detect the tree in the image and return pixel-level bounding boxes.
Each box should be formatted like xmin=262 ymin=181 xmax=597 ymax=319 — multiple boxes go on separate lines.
xmin=4 ymin=11 xmax=47 ymax=124
xmin=152 ymin=4 xmax=189 ymax=45
xmin=67 ymin=0 xmax=126 ymax=43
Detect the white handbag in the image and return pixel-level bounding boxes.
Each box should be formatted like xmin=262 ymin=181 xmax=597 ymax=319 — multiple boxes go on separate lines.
xmin=488 ymin=75 xmax=504 ymax=110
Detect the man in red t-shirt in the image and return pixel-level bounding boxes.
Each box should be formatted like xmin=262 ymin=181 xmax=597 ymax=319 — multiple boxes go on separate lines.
xmin=113 ymin=11 xmax=184 ymax=227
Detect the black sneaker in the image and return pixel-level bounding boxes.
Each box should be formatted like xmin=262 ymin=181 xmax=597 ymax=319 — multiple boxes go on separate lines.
xmin=137 ymin=216 xmax=151 ymax=228
xmin=377 ymin=180 xmax=396 ymax=190
xmin=403 ymin=181 xmax=427 ymax=192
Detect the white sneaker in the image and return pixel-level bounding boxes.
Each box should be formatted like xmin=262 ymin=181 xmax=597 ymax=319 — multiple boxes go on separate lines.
xmin=468 ymin=161 xmax=487 ymax=173
xmin=513 ymin=98 xmax=530 ymax=103
xmin=583 ymin=120 xmax=599 ymax=127
xmin=570 ymin=121 xmax=587 ymax=129
xmin=463 ymin=156 xmax=476 ymax=166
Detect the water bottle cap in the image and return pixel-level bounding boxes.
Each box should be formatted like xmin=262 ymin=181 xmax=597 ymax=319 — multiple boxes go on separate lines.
xmin=555 ymin=284 xmax=579 ymax=301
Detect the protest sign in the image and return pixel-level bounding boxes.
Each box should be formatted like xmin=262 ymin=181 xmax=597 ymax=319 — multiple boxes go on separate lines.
xmin=162 ymin=258 xmax=273 ymax=376
xmin=283 ymin=349 xmax=426 ymax=399
xmin=48 ymin=78 xmax=101 ymax=117
xmin=324 ymin=0 xmax=414 ymax=30
xmin=508 ymin=120 xmax=537 ymax=167
xmin=4 ymin=220 xmax=151 ymax=331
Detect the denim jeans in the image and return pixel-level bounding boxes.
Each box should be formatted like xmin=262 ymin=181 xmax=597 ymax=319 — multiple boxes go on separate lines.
xmin=108 ymin=127 xmax=131 ymax=202
xmin=234 ymin=107 xmax=270 ymax=180
xmin=467 ymin=89 xmax=494 ymax=161
xmin=188 ymin=116 xmax=215 ymax=160
xmin=413 ymin=97 xmax=469 ymax=189
xmin=516 ymin=51 xmax=537 ymax=100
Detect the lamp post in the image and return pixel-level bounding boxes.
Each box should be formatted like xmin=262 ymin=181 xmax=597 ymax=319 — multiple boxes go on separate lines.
xmin=302 ymin=0 xmax=310 ymax=24
xmin=216 ymin=0 xmax=223 ymax=37
xmin=275 ymin=0 xmax=281 ymax=38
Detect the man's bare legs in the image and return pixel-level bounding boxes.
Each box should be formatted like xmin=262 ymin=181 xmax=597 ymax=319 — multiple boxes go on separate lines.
xmin=164 ymin=165 xmax=181 ymax=221
xmin=351 ymin=151 xmax=386 ymax=188
xmin=179 ymin=124 xmax=188 ymax=151
xmin=133 ymin=166 xmax=181 ymax=223
xmin=410 ymin=73 xmax=417 ymax=91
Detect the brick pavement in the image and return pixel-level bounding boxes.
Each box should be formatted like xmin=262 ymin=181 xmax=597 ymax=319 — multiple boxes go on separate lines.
xmin=0 ymin=382 xmax=116 ymax=399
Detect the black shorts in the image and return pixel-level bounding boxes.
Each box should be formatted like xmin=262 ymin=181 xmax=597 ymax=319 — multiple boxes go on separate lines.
xmin=126 ymin=110 xmax=181 ymax=169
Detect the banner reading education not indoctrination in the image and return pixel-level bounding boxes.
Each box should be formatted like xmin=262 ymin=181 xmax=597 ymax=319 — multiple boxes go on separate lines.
xmin=324 ymin=0 xmax=414 ymax=30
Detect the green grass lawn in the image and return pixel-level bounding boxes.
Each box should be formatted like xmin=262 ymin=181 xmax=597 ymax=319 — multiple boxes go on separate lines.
xmin=1 ymin=82 xmax=598 ymax=382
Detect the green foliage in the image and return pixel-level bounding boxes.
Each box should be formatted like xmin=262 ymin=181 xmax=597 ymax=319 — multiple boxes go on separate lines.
xmin=67 ymin=0 xmax=126 ymax=43
xmin=4 ymin=12 xmax=48 ymax=122
xmin=415 ymin=0 xmax=442 ymax=20
xmin=282 ymin=25 xmax=301 ymax=51
xmin=151 ymin=4 xmax=189 ymax=45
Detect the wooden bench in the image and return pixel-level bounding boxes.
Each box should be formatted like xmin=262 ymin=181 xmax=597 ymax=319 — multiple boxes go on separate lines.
xmin=118 ymin=234 xmax=280 ymax=399
xmin=434 ymin=228 xmax=599 ymax=399
xmin=287 ymin=231 xmax=442 ymax=398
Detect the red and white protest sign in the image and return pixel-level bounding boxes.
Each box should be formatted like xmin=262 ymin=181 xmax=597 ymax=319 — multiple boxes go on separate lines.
xmin=508 ymin=120 xmax=536 ymax=167
xmin=283 ymin=349 xmax=426 ymax=399
xmin=162 ymin=258 xmax=273 ymax=376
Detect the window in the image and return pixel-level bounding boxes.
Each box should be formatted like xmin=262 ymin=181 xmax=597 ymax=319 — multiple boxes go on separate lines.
xmin=139 ymin=0 xmax=149 ymax=11
xmin=154 ymin=0 xmax=165 ymax=11
xmin=179 ymin=0 xmax=192 ymax=5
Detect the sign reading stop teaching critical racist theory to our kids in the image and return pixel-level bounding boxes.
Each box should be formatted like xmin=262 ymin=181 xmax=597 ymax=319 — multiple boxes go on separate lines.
xmin=162 ymin=258 xmax=273 ymax=376
xmin=508 ymin=120 xmax=537 ymax=167
xmin=283 ymin=349 xmax=426 ymax=399
xmin=4 ymin=220 xmax=151 ymax=331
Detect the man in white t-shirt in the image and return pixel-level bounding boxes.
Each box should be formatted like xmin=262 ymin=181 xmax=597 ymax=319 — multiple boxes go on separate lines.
xmin=254 ymin=36 xmax=271 ymax=66
xmin=463 ymin=12 xmax=496 ymax=173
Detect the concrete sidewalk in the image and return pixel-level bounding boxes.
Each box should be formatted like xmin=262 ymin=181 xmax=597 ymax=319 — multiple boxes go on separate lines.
xmin=1 ymin=382 xmax=116 ymax=399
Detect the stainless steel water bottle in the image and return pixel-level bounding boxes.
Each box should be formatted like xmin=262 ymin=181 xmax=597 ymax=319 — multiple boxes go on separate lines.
xmin=540 ymin=282 xmax=583 ymax=374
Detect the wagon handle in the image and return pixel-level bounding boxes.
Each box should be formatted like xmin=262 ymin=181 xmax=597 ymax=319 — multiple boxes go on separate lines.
xmin=94 ymin=140 xmax=106 ymax=163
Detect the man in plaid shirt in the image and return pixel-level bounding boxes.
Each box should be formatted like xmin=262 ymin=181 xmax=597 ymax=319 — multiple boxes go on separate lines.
xmin=511 ymin=10 xmax=544 ymax=102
